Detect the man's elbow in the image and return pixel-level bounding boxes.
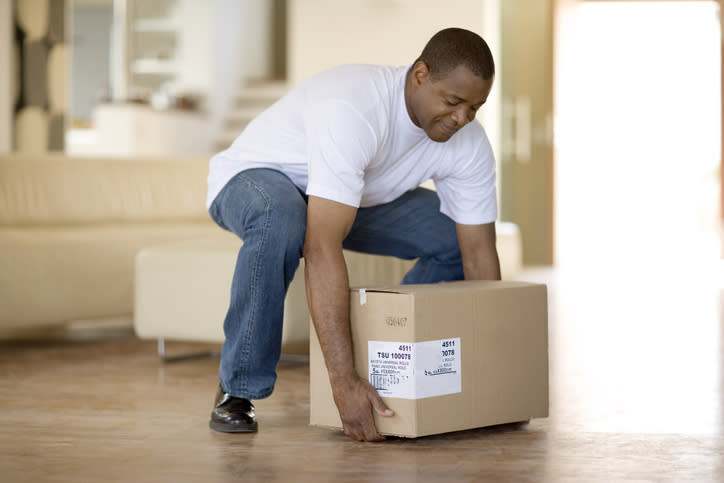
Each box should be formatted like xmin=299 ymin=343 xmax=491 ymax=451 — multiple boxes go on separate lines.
xmin=302 ymin=237 xmax=342 ymax=266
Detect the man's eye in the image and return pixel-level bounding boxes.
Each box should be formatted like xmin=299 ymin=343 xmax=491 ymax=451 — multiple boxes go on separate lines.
xmin=446 ymin=100 xmax=459 ymax=106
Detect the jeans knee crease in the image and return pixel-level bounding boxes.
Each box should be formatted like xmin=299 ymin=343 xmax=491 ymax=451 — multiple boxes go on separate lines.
xmin=237 ymin=179 xmax=274 ymax=387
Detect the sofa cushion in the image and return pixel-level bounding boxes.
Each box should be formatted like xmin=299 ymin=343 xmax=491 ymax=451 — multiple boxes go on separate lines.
xmin=0 ymin=154 xmax=211 ymax=225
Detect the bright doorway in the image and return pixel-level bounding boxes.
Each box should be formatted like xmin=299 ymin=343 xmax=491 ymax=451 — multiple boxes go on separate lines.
xmin=554 ymin=1 xmax=721 ymax=270
xmin=549 ymin=1 xmax=723 ymax=433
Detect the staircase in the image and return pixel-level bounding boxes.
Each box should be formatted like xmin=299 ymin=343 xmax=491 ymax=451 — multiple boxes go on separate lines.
xmin=216 ymin=80 xmax=289 ymax=152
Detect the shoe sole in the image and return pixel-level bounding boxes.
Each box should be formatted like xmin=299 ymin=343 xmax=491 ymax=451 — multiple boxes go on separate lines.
xmin=209 ymin=420 xmax=258 ymax=433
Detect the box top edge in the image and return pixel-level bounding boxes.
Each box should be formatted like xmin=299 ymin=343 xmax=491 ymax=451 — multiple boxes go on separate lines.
xmin=351 ymin=280 xmax=546 ymax=294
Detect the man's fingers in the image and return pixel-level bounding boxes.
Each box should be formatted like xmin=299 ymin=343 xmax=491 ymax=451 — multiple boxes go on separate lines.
xmin=361 ymin=415 xmax=385 ymax=442
xmin=368 ymin=387 xmax=394 ymax=417
xmin=341 ymin=402 xmax=386 ymax=442
xmin=343 ymin=426 xmax=362 ymax=441
xmin=335 ymin=376 xmax=394 ymax=442
xmin=343 ymin=419 xmax=384 ymax=442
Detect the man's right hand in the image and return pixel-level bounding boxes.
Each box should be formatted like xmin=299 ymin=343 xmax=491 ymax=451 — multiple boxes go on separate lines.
xmin=331 ymin=375 xmax=394 ymax=442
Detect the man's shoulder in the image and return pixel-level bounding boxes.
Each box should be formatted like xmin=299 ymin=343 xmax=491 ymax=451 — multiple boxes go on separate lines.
xmin=320 ymin=63 xmax=402 ymax=79
xmin=302 ymin=64 xmax=403 ymax=128
xmin=304 ymin=64 xmax=403 ymax=99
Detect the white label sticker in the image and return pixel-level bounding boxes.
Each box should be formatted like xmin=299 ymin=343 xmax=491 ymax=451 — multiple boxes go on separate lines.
xmin=368 ymin=341 xmax=415 ymax=398
xmin=368 ymin=338 xmax=461 ymax=399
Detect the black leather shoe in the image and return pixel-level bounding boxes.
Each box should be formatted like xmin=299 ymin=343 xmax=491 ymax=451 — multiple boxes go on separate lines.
xmin=209 ymin=384 xmax=258 ymax=433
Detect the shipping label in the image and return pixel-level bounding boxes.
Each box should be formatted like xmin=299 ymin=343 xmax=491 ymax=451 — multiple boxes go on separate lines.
xmin=368 ymin=338 xmax=461 ymax=399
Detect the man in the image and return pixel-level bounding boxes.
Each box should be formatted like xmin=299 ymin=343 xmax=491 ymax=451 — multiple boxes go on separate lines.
xmin=206 ymin=27 xmax=501 ymax=442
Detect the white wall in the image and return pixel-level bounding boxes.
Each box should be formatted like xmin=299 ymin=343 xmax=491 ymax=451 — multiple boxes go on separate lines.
xmin=0 ymin=0 xmax=12 ymax=152
xmin=287 ymin=0 xmax=487 ymax=84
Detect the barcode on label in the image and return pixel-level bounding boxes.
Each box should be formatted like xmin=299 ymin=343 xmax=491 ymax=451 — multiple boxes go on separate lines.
xmin=370 ymin=374 xmax=401 ymax=391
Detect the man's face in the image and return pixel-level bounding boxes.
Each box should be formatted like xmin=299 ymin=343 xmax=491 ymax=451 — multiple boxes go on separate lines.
xmin=406 ymin=62 xmax=493 ymax=142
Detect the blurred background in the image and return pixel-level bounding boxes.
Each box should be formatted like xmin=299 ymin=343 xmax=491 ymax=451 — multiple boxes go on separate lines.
xmin=0 ymin=0 xmax=720 ymax=267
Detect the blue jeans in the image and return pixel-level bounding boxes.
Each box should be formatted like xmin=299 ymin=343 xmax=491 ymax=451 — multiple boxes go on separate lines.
xmin=208 ymin=168 xmax=463 ymax=399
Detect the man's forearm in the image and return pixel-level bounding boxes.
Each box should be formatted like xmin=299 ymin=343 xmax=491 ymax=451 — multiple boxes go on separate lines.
xmin=463 ymin=250 xmax=501 ymax=280
xmin=457 ymin=222 xmax=502 ymax=281
xmin=304 ymin=247 xmax=357 ymax=384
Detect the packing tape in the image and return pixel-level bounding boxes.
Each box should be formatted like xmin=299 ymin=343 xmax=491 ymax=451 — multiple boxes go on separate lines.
xmin=360 ymin=289 xmax=367 ymax=305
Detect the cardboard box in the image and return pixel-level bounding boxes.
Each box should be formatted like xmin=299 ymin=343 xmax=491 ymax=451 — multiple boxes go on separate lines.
xmin=310 ymin=280 xmax=548 ymax=438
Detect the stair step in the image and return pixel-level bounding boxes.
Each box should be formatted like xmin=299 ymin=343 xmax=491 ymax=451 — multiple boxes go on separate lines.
xmin=235 ymin=81 xmax=289 ymax=107
xmin=226 ymin=106 xmax=267 ymax=124
xmin=239 ymin=80 xmax=289 ymax=96
xmin=216 ymin=80 xmax=289 ymax=152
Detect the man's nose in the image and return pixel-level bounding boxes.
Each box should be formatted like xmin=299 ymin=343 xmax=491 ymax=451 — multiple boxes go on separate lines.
xmin=452 ymin=107 xmax=474 ymax=126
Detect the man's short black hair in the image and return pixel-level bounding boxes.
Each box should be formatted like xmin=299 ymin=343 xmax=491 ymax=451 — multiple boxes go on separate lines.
xmin=414 ymin=28 xmax=495 ymax=81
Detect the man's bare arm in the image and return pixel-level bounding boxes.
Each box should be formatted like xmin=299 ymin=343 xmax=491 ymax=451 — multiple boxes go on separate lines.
xmin=303 ymin=196 xmax=393 ymax=441
xmin=456 ymin=222 xmax=502 ymax=280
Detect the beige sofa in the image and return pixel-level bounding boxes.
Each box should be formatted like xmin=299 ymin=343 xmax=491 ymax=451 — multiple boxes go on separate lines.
xmin=0 ymin=153 xmax=220 ymax=332
xmin=0 ymin=153 xmax=522 ymax=348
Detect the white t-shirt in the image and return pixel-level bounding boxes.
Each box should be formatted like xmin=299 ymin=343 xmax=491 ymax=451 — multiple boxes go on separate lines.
xmin=206 ymin=64 xmax=497 ymax=225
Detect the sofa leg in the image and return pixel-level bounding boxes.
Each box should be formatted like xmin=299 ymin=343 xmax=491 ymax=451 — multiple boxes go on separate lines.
xmin=156 ymin=337 xmax=221 ymax=363
xmin=157 ymin=338 xmax=166 ymax=359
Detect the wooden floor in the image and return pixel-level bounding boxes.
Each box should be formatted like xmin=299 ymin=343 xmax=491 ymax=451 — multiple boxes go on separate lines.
xmin=1 ymin=261 xmax=723 ymax=482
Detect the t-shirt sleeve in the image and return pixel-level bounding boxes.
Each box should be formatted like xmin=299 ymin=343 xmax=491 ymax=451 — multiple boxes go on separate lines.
xmin=304 ymin=100 xmax=377 ymax=207
xmin=434 ymin=124 xmax=498 ymax=225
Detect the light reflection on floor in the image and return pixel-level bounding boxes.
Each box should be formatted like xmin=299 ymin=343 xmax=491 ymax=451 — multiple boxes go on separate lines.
xmin=521 ymin=258 xmax=721 ymax=435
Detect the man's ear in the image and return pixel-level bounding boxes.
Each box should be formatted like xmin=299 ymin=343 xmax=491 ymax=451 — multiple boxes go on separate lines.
xmin=412 ymin=61 xmax=431 ymax=86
